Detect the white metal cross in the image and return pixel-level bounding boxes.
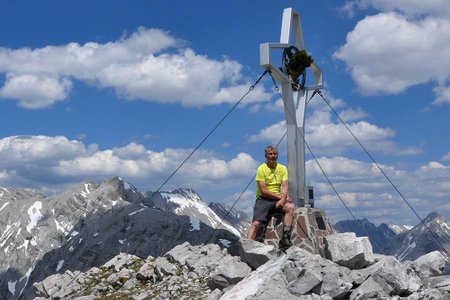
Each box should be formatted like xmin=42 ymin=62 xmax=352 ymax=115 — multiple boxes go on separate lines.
xmin=260 ymin=8 xmax=323 ymax=207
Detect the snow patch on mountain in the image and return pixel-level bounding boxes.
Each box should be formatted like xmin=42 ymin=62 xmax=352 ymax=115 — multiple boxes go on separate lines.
xmin=389 ymin=224 xmax=413 ymax=234
xmin=397 ymin=235 xmax=417 ymax=261
xmin=56 ymin=260 xmax=64 ymax=272
xmin=80 ymin=183 xmax=91 ymax=198
xmin=158 ymin=189 xmax=241 ymax=237
xmin=0 ymin=201 xmax=9 ymax=211
xmin=1 ymin=224 xmax=15 ymax=248
xmin=8 ymin=281 xmax=16 ymax=296
xmin=26 ymin=201 xmax=43 ymax=233
xmin=190 ymin=217 xmax=200 ymax=231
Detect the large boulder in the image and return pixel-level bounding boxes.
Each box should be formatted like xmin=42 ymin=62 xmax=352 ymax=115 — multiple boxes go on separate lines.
xmin=407 ymin=251 xmax=447 ymax=279
xmin=222 ymin=246 xmax=354 ymax=299
xmin=350 ymin=255 xmax=422 ymax=298
xmin=208 ymin=256 xmax=251 ymax=290
xmin=238 ymin=238 xmax=279 ymax=269
xmin=324 ymin=232 xmax=376 ymax=269
xmin=220 ymin=254 xmax=298 ymax=300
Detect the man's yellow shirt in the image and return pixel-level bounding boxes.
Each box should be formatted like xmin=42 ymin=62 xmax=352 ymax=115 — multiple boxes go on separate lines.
xmin=255 ymin=163 xmax=288 ymax=198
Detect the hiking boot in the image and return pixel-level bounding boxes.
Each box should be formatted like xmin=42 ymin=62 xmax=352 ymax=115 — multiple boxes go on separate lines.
xmin=279 ymin=232 xmax=293 ymax=249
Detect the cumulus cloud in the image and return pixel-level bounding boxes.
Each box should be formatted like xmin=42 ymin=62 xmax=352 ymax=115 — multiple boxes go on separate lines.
xmin=0 ymin=135 xmax=88 ymax=165
xmin=0 ymin=27 xmax=271 ymax=108
xmin=433 ymin=85 xmax=450 ymax=105
xmin=248 ymin=92 xmax=420 ymax=156
xmin=308 ymin=155 xmax=450 ymax=225
xmin=0 ymin=135 xmax=258 ymax=192
xmin=442 ymin=152 xmax=450 ymax=162
xmin=0 ymin=135 xmax=448 ymax=225
xmin=0 ymin=74 xmax=72 ymax=108
xmin=336 ymin=1 xmax=450 ymax=105
xmin=248 ymin=121 xmax=286 ymax=144
xmin=343 ymin=0 xmax=450 ymax=18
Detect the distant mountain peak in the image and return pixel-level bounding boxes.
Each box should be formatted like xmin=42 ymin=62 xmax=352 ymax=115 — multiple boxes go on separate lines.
xmin=153 ymin=188 xmax=241 ymax=237
xmin=102 ymin=176 xmax=138 ymax=193
xmin=423 ymin=211 xmax=444 ymax=223
xmin=169 ymin=187 xmax=202 ymax=199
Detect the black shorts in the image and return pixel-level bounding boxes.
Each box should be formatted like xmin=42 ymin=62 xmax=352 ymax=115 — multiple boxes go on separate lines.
xmin=252 ymin=197 xmax=282 ymax=222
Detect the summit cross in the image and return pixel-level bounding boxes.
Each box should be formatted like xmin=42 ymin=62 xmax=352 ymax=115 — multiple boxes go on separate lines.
xmin=260 ymin=7 xmax=323 ymax=207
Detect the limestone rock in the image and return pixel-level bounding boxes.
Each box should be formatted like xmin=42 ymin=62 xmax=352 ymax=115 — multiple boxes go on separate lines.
xmin=408 ymin=250 xmax=447 ymax=278
xmin=238 ymin=238 xmax=279 ymax=269
xmin=33 ymin=240 xmax=450 ymax=300
xmin=324 ymin=232 xmax=376 ymax=269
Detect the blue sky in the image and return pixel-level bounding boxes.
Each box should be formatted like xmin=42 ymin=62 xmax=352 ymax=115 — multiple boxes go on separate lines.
xmin=0 ymin=1 xmax=449 ymax=226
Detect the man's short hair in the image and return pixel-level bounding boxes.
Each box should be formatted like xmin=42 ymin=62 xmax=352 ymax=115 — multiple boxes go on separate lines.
xmin=264 ymin=145 xmax=278 ymax=155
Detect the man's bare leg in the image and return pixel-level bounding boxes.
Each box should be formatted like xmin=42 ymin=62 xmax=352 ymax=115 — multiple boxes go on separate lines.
xmin=279 ymin=202 xmax=295 ymax=250
xmin=282 ymin=202 xmax=294 ymax=227
xmin=247 ymin=220 xmax=262 ymax=240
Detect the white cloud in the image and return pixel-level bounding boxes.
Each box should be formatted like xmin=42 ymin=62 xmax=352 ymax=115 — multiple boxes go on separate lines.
xmin=334 ymin=12 xmax=450 ymax=104
xmin=0 ymin=135 xmax=258 ymax=192
xmin=0 ymin=134 xmax=448 ymax=225
xmin=0 ymin=135 xmax=87 ymax=165
xmin=0 ymin=27 xmax=272 ymax=108
xmin=308 ymin=155 xmax=450 ymax=225
xmin=0 ymin=74 xmax=72 ymax=108
xmin=433 ymin=85 xmax=450 ymax=105
xmin=442 ymin=152 xmax=450 ymax=162
xmin=344 ymin=0 xmax=450 ymax=18
xmin=248 ymin=93 xmax=420 ymax=156
xmin=338 ymin=107 xmax=367 ymax=122
xmin=248 ymin=121 xmax=285 ymax=144
xmin=112 ymin=143 xmax=148 ymax=160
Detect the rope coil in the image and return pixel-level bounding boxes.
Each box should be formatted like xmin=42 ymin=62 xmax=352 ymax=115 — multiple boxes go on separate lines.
xmin=281 ymin=46 xmax=313 ymax=91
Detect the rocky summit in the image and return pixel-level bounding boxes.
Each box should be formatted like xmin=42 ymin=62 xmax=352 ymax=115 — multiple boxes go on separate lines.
xmin=34 ymin=234 xmax=450 ymax=299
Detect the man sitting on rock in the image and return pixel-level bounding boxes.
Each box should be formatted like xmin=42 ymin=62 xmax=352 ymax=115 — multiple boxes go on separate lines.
xmin=246 ymin=145 xmax=295 ymax=249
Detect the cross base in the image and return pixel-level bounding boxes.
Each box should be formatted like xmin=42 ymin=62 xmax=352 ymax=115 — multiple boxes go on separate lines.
xmin=255 ymin=207 xmax=334 ymax=257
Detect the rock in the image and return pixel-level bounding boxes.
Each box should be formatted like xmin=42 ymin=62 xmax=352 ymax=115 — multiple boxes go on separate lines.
xmin=221 ymin=255 xmax=298 ymax=300
xmin=122 ymin=277 xmax=140 ymax=290
xmin=408 ymin=251 xmax=447 ymax=278
xmin=217 ymin=256 xmax=252 ymax=283
xmin=166 ymin=242 xmax=226 ymax=276
xmin=349 ymin=255 xmax=422 ymax=298
xmin=287 ymin=247 xmax=353 ymax=298
xmin=208 ymin=274 xmax=230 ymax=290
xmin=238 ymin=238 xmax=279 ymax=269
xmin=324 ymin=232 xmax=375 ymax=269
xmin=206 ymin=288 xmax=223 ymax=300
xmin=349 ymin=276 xmax=389 ymax=300
xmin=428 ymin=275 xmax=450 ymax=292
xmin=33 ymin=270 xmax=84 ymax=299
xmin=287 ymin=269 xmax=322 ymax=296
xmin=154 ymin=256 xmax=179 ymax=277
xmin=136 ymin=261 xmax=156 ymax=282
xmin=103 ymin=252 xmax=140 ymax=272
xmin=407 ymin=288 xmax=448 ymax=300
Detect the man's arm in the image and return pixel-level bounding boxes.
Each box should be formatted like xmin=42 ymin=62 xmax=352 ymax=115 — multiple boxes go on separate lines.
xmin=281 ymin=180 xmax=288 ymax=197
xmin=276 ymin=180 xmax=290 ymax=208
xmin=257 ymin=181 xmax=287 ymax=202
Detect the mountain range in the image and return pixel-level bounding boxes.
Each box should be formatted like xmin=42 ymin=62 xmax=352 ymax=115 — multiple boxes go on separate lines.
xmin=1 ymin=177 xmax=449 ymax=299
xmin=334 ymin=212 xmax=450 ymax=262
xmin=0 ymin=177 xmax=239 ymax=299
